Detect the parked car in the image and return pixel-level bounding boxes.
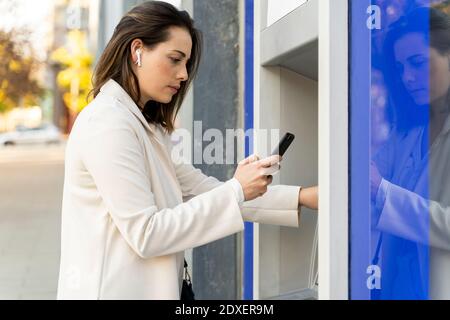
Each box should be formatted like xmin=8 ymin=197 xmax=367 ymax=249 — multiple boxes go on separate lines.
xmin=0 ymin=124 xmax=63 ymax=146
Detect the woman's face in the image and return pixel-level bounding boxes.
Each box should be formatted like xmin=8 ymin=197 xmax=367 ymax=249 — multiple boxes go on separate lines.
xmin=132 ymin=26 xmax=192 ymax=106
xmin=394 ymin=32 xmax=450 ymax=106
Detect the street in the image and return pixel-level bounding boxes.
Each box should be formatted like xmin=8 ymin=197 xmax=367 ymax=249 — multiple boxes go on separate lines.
xmin=0 ymin=143 xmax=65 ymax=300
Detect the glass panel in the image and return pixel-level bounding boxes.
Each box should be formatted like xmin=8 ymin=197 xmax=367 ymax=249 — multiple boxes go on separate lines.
xmin=351 ymin=0 xmax=450 ymax=300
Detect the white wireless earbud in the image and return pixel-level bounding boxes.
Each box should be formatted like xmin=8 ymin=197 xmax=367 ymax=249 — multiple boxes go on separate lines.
xmin=136 ymin=49 xmax=142 ymax=67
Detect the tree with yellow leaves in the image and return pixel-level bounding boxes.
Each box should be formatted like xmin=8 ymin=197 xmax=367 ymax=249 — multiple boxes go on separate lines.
xmin=51 ymin=29 xmax=93 ymax=128
xmin=0 ymin=29 xmax=43 ymax=113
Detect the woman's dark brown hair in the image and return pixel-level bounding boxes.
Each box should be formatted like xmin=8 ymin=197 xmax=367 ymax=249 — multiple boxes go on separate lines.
xmin=91 ymin=1 xmax=202 ymax=134
xmin=383 ymin=6 xmax=450 ymax=131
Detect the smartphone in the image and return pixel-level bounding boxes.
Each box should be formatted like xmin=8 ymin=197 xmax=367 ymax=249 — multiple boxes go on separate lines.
xmin=271 ymin=132 xmax=295 ymax=157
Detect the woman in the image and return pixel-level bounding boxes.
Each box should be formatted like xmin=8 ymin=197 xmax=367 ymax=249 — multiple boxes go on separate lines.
xmin=57 ymin=1 xmax=318 ymax=300
xmin=371 ymin=6 xmax=450 ymax=299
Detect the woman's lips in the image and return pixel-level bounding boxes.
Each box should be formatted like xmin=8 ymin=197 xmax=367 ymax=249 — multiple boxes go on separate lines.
xmin=168 ymin=86 xmax=179 ymax=93
xmin=409 ymin=88 xmax=426 ymax=93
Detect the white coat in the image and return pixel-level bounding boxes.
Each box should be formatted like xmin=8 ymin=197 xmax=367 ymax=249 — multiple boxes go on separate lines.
xmin=374 ymin=115 xmax=450 ymax=299
xmin=57 ymin=79 xmax=301 ymax=300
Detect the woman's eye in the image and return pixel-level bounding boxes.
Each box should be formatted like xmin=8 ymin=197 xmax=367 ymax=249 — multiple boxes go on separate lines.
xmin=170 ymin=58 xmax=181 ymax=64
xmin=410 ymin=57 xmax=427 ymax=67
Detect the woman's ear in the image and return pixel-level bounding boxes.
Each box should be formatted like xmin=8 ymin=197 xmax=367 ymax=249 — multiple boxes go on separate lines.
xmin=130 ymin=39 xmax=144 ymax=66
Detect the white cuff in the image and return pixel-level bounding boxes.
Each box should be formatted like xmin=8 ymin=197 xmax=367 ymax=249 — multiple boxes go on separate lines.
xmin=375 ymin=178 xmax=389 ymax=212
xmin=228 ymin=178 xmax=245 ymax=204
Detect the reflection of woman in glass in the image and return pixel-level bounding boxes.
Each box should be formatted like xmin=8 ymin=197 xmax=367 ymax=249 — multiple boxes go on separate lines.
xmin=371 ymin=7 xmax=450 ymax=299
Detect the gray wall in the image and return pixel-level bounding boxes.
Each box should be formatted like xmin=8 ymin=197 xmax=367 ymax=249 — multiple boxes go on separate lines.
xmin=192 ymin=0 xmax=241 ymax=300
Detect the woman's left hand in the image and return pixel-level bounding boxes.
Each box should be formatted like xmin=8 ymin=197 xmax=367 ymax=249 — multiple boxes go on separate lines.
xmin=298 ymin=186 xmax=318 ymax=210
xmin=370 ymin=161 xmax=382 ymax=201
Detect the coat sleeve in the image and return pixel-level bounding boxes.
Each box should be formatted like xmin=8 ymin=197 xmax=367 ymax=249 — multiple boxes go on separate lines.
xmin=172 ymin=161 xmax=224 ymax=202
xmin=240 ymin=184 xmax=301 ymax=227
xmin=376 ymin=180 xmax=450 ymax=251
xmin=372 ymin=129 xmax=397 ymax=180
xmin=169 ymin=140 xmax=301 ymax=228
xmin=80 ymin=110 xmax=245 ymax=259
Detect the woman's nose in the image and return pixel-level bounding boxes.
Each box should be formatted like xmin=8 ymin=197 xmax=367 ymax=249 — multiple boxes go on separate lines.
xmin=178 ymin=66 xmax=189 ymax=81
xmin=403 ymin=69 xmax=416 ymax=87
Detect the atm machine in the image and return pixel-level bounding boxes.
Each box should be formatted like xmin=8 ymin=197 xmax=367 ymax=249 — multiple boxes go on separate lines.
xmin=253 ymin=0 xmax=319 ymax=300
xmin=246 ymin=0 xmax=348 ymax=300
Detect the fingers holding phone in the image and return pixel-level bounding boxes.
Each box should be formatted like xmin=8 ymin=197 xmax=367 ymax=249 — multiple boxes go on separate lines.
xmin=238 ymin=154 xmax=260 ymax=165
xmin=258 ymin=155 xmax=282 ymax=176
xmin=234 ymin=133 xmax=295 ymax=200
xmin=234 ymin=154 xmax=275 ymax=201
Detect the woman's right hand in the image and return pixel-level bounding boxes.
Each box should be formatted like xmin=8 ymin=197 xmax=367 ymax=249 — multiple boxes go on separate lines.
xmin=370 ymin=161 xmax=382 ymax=201
xmin=234 ymin=154 xmax=281 ymax=201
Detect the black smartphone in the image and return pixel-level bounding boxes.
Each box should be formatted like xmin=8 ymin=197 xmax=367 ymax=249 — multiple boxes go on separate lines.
xmin=271 ymin=132 xmax=295 ymax=157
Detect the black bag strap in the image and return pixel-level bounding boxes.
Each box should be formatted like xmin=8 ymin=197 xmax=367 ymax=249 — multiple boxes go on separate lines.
xmin=183 ymin=259 xmax=191 ymax=282
xmin=181 ymin=259 xmax=195 ymax=300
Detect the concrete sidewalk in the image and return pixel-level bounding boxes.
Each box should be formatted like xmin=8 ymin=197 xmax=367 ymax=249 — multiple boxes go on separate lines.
xmin=0 ymin=144 xmax=65 ymax=300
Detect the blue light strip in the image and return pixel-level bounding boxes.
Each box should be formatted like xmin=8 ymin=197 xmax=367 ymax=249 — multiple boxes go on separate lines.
xmin=350 ymin=0 xmax=372 ymax=300
xmin=243 ymin=0 xmax=254 ymax=301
